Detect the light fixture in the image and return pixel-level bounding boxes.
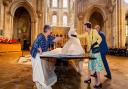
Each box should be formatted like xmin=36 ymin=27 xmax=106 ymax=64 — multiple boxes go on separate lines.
xmin=124 ymin=0 xmax=128 ymax=3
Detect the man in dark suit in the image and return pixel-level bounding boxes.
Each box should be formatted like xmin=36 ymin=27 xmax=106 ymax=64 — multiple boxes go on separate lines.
xmin=95 ymin=25 xmax=112 ymax=79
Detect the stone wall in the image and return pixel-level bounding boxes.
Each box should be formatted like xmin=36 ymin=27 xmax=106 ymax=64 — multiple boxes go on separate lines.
xmin=75 ymin=0 xmax=128 ymax=48
xmin=0 ymin=0 xmax=45 ymax=45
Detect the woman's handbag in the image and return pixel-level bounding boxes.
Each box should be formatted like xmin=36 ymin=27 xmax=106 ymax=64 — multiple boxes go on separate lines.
xmin=92 ymin=47 xmax=100 ymax=53
xmin=91 ymin=31 xmax=100 ymax=53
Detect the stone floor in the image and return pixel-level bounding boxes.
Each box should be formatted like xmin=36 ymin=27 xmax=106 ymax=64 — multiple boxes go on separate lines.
xmin=0 ymin=51 xmax=128 ymax=89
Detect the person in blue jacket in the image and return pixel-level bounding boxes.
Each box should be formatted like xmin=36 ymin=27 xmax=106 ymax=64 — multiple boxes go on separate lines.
xmin=95 ymin=25 xmax=112 ymax=79
xmin=30 ymin=25 xmax=62 ymax=59
xmin=30 ymin=25 xmax=63 ymax=89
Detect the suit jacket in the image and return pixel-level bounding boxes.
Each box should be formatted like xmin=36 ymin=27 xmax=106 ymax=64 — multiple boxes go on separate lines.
xmin=99 ymin=31 xmax=108 ymax=55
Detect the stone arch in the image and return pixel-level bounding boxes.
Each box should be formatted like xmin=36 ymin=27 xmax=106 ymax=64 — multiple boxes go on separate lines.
xmin=9 ymin=0 xmax=37 ymax=22
xmin=9 ymin=0 xmax=38 ymax=45
xmin=84 ymin=5 xmax=107 ymax=32
xmin=13 ymin=7 xmax=32 ymax=50
xmin=85 ymin=5 xmax=107 ymax=22
xmin=89 ymin=12 xmax=104 ymax=28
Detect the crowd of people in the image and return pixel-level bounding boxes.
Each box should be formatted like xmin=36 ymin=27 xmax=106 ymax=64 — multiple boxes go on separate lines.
xmin=108 ymin=48 xmax=128 ymax=56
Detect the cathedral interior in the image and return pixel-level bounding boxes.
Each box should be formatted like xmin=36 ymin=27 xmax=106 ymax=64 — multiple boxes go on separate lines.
xmin=0 ymin=0 xmax=128 ymax=89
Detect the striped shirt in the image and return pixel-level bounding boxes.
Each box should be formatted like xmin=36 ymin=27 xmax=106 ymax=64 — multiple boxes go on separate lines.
xmin=30 ymin=33 xmax=55 ymax=58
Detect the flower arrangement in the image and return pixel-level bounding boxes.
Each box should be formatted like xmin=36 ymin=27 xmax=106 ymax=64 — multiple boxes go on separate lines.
xmin=0 ymin=37 xmax=17 ymax=43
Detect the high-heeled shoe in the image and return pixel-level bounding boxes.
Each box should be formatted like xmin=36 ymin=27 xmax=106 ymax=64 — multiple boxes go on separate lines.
xmin=84 ymin=78 xmax=91 ymax=84
xmin=93 ymin=83 xmax=102 ymax=88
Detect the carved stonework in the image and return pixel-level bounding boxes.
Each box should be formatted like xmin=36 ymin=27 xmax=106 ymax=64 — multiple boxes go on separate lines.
xmin=106 ymin=5 xmax=114 ymax=13
xmin=77 ymin=13 xmax=84 ymax=20
xmin=3 ymin=0 xmax=12 ymax=6
xmin=36 ymin=10 xmax=43 ymax=18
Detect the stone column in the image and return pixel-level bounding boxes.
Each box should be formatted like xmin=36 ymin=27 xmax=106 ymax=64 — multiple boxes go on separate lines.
xmin=113 ymin=2 xmax=118 ymax=48
xmin=31 ymin=21 xmax=37 ymax=45
xmin=9 ymin=14 xmax=13 ymax=39
xmin=121 ymin=0 xmax=126 ymax=48
xmin=117 ymin=0 xmax=123 ymax=48
xmin=0 ymin=0 xmax=4 ymax=32
xmin=36 ymin=0 xmax=44 ymax=33
xmin=3 ymin=0 xmax=10 ymax=38
xmin=105 ymin=15 xmax=112 ymax=48
xmin=77 ymin=15 xmax=84 ymax=34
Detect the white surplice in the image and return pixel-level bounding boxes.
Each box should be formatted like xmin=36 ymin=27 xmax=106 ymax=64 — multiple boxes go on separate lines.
xmin=31 ymin=53 xmax=57 ymax=89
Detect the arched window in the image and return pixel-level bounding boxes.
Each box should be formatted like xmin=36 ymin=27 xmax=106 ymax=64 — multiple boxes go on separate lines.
xmin=63 ymin=0 xmax=68 ymax=8
xmin=52 ymin=0 xmax=58 ymax=7
xmin=52 ymin=15 xmax=57 ymax=26
xmin=63 ymin=15 xmax=68 ymax=26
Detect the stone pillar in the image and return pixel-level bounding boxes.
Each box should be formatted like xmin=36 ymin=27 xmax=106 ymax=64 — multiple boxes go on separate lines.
xmin=31 ymin=20 xmax=37 ymax=45
xmin=121 ymin=0 xmax=126 ymax=48
xmin=117 ymin=0 xmax=122 ymax=48
xmin=77 ymin=14 xmax=84 ymax=34
xmin=32 ymin=0 xmax=37 ymax=10
xmin=9 ymin=14 xmax=13 ymax=39
xmin=113 ymin=2 xmax=118 ymax=48
xmin=105 ymin=15 xmax=112 ymax=48
xmin=36 ymin=0 xmax=44 ymax=33
xmin=0 ymin=0 xmax=4 ymax=32
xmin=3 ymin=3 xmax=9 ymax=38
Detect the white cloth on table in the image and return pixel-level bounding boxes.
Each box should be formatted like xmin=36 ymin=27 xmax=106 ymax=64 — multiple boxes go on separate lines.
xmin=31 ymin=53 xmax=57 ymax=89
xmin=40 ymin=26 xmax=85 ymax=75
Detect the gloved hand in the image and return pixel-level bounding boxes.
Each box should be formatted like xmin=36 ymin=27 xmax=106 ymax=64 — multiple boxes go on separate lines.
xmin=91 ymin=41 xmax=98 ymax=49
xmin=71 ymin=34 xmax=77 ymax=37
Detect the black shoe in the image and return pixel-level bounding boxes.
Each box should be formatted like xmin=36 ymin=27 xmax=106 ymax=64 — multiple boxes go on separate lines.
xmin=91 ymin=72 xmax=97 ymax=77
xmin=104 ymin=75 xmax=112 ymax=79
xmin=93 ymin=83 xmax=102 ymax=88
xmin=84 ymin=78 xmax=91 ymax=84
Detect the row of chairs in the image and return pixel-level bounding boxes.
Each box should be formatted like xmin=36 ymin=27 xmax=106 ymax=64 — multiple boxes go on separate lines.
xmin=108 ymin=48 xmax=128 ymax=56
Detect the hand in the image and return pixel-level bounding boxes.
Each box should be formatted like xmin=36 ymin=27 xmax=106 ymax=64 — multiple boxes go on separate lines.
xmin=54 ymin=37 xmax=63 ymax=42
xmin=91 ymin=42 xmax=98 ymax=49
xmin=71 ymin=34 xmax=77 ymax=37
xmin=38 ymin=48 xmax=42 ymax=54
